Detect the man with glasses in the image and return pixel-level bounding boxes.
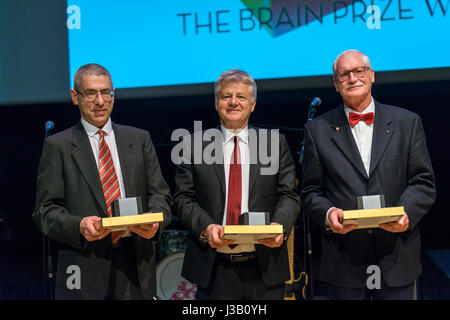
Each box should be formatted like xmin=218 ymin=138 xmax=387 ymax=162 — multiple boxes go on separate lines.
xmin=33 ymin=63 xmax=172 ymax=299
xmin=301 ymin=50 xmax=435 ymax=299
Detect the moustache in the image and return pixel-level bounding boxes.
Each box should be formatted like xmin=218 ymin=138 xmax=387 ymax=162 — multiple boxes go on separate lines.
xmin=345 ymin=83 xmax=363 ymax=90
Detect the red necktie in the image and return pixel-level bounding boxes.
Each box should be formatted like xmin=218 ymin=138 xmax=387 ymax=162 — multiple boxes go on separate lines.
xmin=349 ymin=112 xmax=374 ymax=127
xmin=226 ymin=136 xmax=241 ymax=249
xmin=98 ymin=130 xmax=123 ymax=244
xmin=226 ymin=136 xmax=241 ymax=225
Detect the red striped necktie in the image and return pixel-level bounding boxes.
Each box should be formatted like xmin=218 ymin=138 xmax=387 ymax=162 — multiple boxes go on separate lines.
xmin=98 ymin=130 xmax=123 ymax=244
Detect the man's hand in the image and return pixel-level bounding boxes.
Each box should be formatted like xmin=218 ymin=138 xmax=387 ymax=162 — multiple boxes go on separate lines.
xmin=258 ymin=222 xmax=284 ymax=248
xmin=80 ymin=216 xmax=111 ymax=242
xmin=379 ymin=213 xmax=409 ymax=233
xmin=128 ymin=222 xmax=159 ymax=240
xmin=204 ymin=224 xmax=235 ymax=248
xmin=328 ymin=208 xmax=358 ymax=234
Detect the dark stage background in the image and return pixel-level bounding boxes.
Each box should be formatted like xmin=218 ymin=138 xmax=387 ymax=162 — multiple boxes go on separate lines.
xmin=0 ymin=78 xmax=449 ymax=299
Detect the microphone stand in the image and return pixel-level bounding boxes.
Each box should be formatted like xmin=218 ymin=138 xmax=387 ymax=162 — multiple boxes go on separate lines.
xmin=298 ymin=101 xmax=318 ymax=300
xmin=255 ymin=98 xmax=319 ymax=300
xmin=42 ymin=121 xmax=55 ymax=300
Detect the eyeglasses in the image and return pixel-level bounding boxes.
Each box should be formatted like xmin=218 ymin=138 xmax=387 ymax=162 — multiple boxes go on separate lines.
xmin=335 ymin=66 xmax=371 ymax=82
xmin=75 ymin=89 xmax=114 ymax=102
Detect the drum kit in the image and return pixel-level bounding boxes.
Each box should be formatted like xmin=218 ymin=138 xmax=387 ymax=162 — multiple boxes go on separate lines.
xmin=156 ymin=229 xmax=197 ymax=300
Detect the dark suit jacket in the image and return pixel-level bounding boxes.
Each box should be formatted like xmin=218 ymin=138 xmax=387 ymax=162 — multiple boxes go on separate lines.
xmin=32 ymin=122 xmax=172 ymax=299
xmin=301 ymin=101 xmax=436 ymax=288
xmin=174 ymin=126 xmax=300 ymax=289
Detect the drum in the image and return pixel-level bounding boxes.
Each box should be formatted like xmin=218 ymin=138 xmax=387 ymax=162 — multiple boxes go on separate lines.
xmin=156 ymin=252 xmax=197 ymax=300
xmin=158 ymin=229 xmax=189 ymax=259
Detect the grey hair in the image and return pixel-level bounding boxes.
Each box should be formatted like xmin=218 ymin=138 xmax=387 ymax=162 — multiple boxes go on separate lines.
xmin=74 ymin=63 xmax=113 ymax=91
xmin=214 ymin=69 xmax=257 ymax=103
xmin=332 ymin=50 xmax=372 ymax=75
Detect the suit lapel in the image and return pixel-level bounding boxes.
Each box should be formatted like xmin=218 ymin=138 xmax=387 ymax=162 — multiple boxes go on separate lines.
xmin=249 ymin=160 xmax=258 ymax=199
xmin=369 ymin=102 xmax=393 ymax=176
xmin=330 ymin=107 xmax=369 ymax=179
xmin=248 ymin=125 xmax=260 ymax=196
xmin=212 ymin=162 xmax=226 ymax=198
xmin=113 ymin=123 xmax=136 ymax=197
xmin=209 ymin=127 xmax=226 ymax=198
xmin=71 ymin=123 xmax=107 ymax=216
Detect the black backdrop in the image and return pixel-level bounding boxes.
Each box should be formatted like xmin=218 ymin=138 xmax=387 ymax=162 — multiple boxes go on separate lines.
xmin=0 ymin=77 xmax=449 ymax=299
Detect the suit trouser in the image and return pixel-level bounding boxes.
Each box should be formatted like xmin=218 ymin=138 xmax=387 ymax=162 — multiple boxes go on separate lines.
xmin=196 ymin=252 xmax=284 ymax=300
xmin=104 ymin=237 xmax=145 ymax=300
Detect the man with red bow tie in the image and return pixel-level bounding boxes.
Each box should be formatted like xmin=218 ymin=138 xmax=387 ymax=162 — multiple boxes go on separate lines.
xmin=301 ymin=50 xmax=436 ymax=299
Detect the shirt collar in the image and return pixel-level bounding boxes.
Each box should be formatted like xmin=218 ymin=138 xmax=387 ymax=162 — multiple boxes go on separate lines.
xmin=344 ymin=98 xmax=375 ymax=119
xmin=220 ymin=125 xmax=249 ymax=145
xmin=81 ymin=117 xmax=113 ymax=138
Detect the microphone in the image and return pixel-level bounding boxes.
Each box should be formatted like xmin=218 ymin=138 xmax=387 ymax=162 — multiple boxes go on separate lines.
xmin=307 ymin=97 xmax=321 ymax=121
xmin=299 ymin=97 xmax=322 ymax=165
xmin=45 ymin=121 xmax=55 ymax=132
xmin=45 ymin=121 xmax=55 ymax=138
xmin=310 ymin=97 xmax=321 ymax=108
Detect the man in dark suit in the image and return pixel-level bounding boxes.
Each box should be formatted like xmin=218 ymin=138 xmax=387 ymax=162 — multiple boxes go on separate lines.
xmin=174 ymin=69 xmax=299 ymax=300
xmin=301 ymin=50 xmax=436 ymax=299
xmin=32 ymin=63 xmax=172 ymax=299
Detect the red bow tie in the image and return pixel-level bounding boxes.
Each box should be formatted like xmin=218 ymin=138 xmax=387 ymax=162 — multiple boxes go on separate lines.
xmin=349 ymin=112 xmax=374 ymax=127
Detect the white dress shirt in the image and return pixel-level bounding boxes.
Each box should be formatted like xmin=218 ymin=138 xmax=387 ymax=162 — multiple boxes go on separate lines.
xmin=344 ymin=98 xmax=375 ymax=176
xmin=326 ymin=98 xmax=375 ymax=225
xmin=217 ymin=125 xmax=255 ymax=254
xmin=81 ymin=118 xmax=126 ymax=197
xmin=81 ymin=118 xmax=130 ymax=236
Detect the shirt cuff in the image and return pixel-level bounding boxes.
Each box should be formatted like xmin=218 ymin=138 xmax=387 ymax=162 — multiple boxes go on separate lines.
xmin=325 ymin=207 xmax=336 ymax=227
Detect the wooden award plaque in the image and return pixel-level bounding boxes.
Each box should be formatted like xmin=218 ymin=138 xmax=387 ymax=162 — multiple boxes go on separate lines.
xmin=222 ymin=225 xmax=283 ymax=244
xmin=101 ymin=212 xmax=163 ymax=231
xmin=343 ymin=206 xmax=404 ymax=229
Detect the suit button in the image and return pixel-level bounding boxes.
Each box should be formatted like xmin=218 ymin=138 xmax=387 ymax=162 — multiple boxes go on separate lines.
xmin=368 ymin=229 xmax=373 ymax=234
